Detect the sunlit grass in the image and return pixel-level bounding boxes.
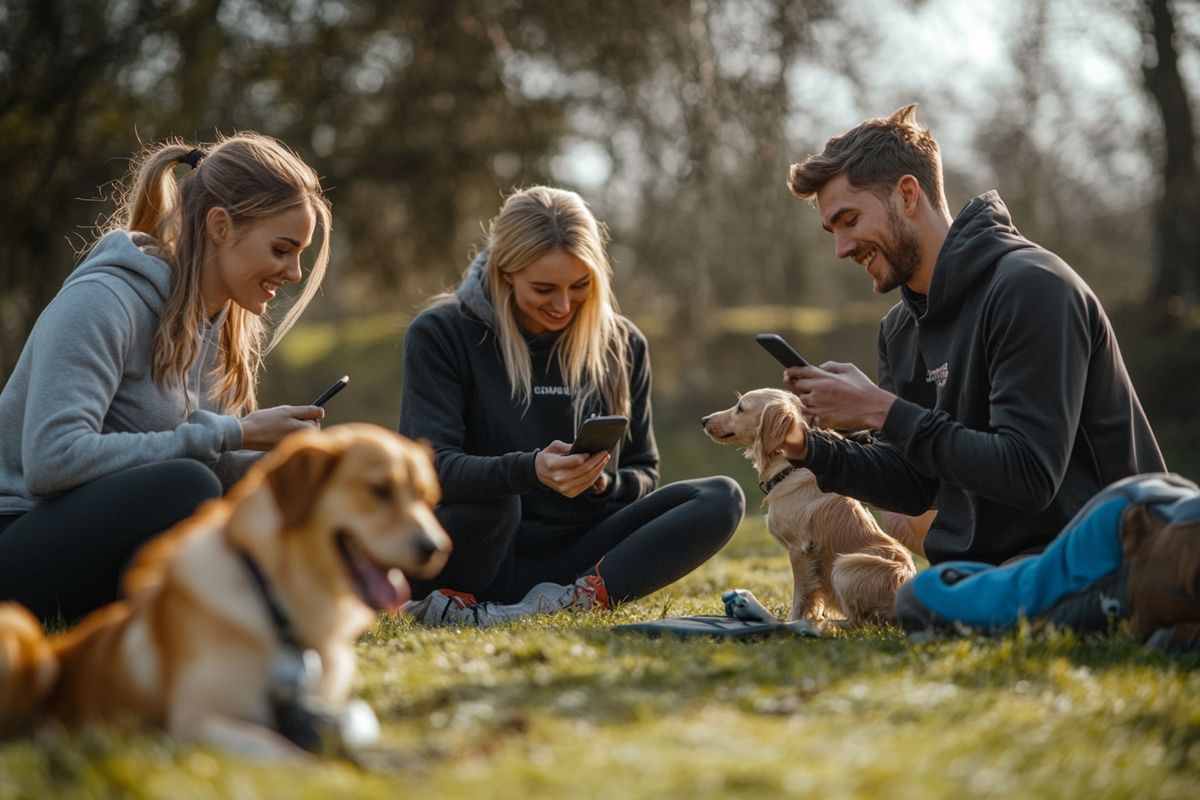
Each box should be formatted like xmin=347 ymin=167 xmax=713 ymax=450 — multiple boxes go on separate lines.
xmin=273 ymin=305 xmax=883 ymax=371
xmin=2 ymin=516 xmax=1197 ymax=799
xmin=273 ymin=311 xmax=412 ymax=371
xmin=718 ymin=305 xmax=836 ymax=337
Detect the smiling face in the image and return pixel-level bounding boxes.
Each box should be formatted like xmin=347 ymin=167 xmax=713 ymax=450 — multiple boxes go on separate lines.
xmin=816 ymin=174 xmax=921 ymax=295
xmin=505 ymin=249 xmax=593 ymax=335
xmin=202 ymin=203 xmax=317 ymax=316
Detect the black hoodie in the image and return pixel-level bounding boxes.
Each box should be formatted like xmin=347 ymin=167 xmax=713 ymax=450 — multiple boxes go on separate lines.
xmin=398 ymin=252 xmax=659 ymax=540
xmin=801 ymin=192 xmax=1165 ymax=565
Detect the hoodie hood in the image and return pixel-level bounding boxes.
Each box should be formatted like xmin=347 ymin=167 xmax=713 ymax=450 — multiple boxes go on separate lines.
xmin=455 ymin=249 xmax=498 ymax=328
xmin=63 ymin=230 xmax=173 ymax=311
xmin=904 ymin=191 xmax=1034 ymax=326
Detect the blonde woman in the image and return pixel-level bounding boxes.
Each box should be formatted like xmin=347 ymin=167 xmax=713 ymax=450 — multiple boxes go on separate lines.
xmin=0 ymin=133 xmax=332 ymax=623
xmin=401 ymin=186 xmax=744 ymax=625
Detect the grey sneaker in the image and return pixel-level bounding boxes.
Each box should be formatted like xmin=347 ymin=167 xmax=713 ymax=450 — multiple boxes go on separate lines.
xmin=404 ymin=575 xmax=609 ymax=628
xmin=518 ymin=574 xmax=609 ymax=614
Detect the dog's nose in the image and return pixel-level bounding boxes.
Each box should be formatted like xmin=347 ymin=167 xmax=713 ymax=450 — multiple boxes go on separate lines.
xmin=700 ymin=415 xmax=711 ymax=428
xmin=415 ymin=536 xmax=439 ymax=562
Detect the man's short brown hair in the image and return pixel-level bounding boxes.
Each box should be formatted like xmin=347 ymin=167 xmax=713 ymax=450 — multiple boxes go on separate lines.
xmin=787 ymin=104 xmax=947 ymax=214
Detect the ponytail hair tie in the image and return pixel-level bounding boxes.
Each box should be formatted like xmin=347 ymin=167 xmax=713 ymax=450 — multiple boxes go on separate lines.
xmin=180 ymin=148 xmax=207 ymax=170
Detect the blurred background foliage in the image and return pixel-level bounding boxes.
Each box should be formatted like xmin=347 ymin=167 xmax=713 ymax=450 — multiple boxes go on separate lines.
xmin=3 ymin=0 xmax=1199 ymax=496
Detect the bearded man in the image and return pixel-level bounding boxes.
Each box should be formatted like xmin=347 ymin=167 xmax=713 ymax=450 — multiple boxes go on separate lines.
xmin=778 ymin=104 xmax=1164 ymax=566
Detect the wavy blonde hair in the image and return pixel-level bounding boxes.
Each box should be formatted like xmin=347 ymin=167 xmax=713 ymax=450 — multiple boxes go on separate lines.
xmin=104 ymin=132 xmax=332 ymax=414
xmin=486 ymin=186 xmax=629 ymax=428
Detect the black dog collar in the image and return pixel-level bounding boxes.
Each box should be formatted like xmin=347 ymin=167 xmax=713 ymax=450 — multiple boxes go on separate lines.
xmin=759 ymin=466 xmax=796 ymax=495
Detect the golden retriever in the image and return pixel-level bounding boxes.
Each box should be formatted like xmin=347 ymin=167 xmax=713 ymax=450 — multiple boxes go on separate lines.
xmin=0 ymin=423 xmax=451 ymax=757
xmin=702 ymin=388 xmax=915 ymax=626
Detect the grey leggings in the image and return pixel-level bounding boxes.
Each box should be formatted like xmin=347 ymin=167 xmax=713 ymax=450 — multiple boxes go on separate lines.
xmin=409 ymin=476 xmax=746 ymax=604
xmin=0 ymin=459 xmax=222 ymax=624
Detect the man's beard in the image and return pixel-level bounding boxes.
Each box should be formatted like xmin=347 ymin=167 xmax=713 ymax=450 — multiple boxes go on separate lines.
xmin=875 ymin=204 xmax=921 ymax=294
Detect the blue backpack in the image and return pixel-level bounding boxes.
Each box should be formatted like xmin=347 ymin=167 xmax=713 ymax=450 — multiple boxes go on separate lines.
xmin=895 ymin=473 xmax=1200 ymax=650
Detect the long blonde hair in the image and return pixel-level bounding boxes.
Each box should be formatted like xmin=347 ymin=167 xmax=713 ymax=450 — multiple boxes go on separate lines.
xmin=487 ymin=186 xmax=629 ymax=428
xmin=105 ymin=132 xmax=332 ymax=414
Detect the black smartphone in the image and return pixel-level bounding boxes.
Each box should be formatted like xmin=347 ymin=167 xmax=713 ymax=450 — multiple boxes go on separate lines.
xmin=312 ymin=375 xmax=350 ymax=407
xmin=755 ymin=333 xmax=811 ymax=369
xmin=568 ymin=415 xmax=629 ymax=455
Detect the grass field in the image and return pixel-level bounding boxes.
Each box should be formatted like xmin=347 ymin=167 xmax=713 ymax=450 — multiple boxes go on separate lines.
xmin=1 ymin=516 xmax=1197 ymax=800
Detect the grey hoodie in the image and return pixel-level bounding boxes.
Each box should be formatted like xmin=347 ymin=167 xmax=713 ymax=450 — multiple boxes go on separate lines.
xmin=0 ymin=230 xmax=243 ymax=514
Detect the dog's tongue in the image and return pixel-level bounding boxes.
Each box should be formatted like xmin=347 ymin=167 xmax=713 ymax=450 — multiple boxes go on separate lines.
xmin=347 ymin=547 xmax=410 ymax=611
xmin=383 ymin=568 xmax=411 ymax=611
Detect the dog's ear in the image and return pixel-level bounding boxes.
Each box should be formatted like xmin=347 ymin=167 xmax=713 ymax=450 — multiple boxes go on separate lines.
xmin=753 ymin=400 xmax=799 ymax=466
xmin=1120 ymin=504 xmax=1161 ymax=562
xmin=265 ymin=441 xmax=343 ymax=529
xmin=1125 ymin=506 xmax=1200 ymax=635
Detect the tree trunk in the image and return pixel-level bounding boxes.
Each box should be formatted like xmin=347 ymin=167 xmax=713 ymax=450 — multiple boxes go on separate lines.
xmin=1142 ymin=0 xmax=1200 ymax=314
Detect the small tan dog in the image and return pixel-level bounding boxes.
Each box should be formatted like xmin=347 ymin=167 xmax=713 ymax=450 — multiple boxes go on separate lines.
xmin=0 ymin=423 xmax=451 ymax=757
xmin=703 ymin=388 xmax=915 ymax=626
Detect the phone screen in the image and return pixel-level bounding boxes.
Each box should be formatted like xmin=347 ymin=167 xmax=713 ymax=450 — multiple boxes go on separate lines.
xmin=755 ymin=334 xmax=811 ymax=369
xmin=569 ymin=415 xmax=629 ymax=455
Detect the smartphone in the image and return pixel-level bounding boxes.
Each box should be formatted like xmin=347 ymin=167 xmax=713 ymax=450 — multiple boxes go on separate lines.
xmin=755 ymin=333 xmax=811 ymax=369
xmin=568 ymin=415 xmax=629 ymax=455
xmin=312 ymin=375 xmax=350 ymax=407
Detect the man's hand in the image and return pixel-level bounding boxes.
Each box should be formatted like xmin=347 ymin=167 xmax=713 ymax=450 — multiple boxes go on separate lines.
xmin=535 ymin=441 xmax=611 ymax=498
xmin=783 ymin=362 xmax=896 ymax=432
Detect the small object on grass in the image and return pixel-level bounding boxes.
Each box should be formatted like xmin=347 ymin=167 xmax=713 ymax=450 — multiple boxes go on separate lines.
xmin=722 ymin=588 xmax=777 ymax=623
xmin=612 ymin=588 xmax=821 ymax=640
xmin=340 ymin=699 xmax=381 ymax=748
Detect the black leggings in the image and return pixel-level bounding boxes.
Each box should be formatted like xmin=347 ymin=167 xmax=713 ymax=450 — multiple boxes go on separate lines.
xmin=0 ymin=459 xmax=222 ymax=624
xmin=410 ymin=476 xmax=746 ymax=604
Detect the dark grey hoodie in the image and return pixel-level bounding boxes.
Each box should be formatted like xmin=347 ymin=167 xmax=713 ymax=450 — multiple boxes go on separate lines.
xmin=800 ymin=192 xmax=1165 ymax=564
xmin=398 ymin=251 xmax=658 ymax=539
xmin=0 ymin=231 xmax=243 ymax=514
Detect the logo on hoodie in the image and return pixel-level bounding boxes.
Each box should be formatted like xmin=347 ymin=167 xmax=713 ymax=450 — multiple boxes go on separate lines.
xmin=534 ymin=385 xmax=573 ymax=397
xmin=926 ymin=362 xmax=949 ymax=388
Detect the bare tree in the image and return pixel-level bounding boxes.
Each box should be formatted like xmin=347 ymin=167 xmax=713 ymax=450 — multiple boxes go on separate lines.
xmin=1141 ymin=0 xmax=1200 ymax=315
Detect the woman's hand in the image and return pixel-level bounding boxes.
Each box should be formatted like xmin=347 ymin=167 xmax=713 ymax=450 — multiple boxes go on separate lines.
xmin=535 ymin=440 xmax=611 ymax=498
xmin=239 ymin=405 xmax=325 ymax=450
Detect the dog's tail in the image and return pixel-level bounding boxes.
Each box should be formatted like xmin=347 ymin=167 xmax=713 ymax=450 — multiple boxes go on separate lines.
xmin=0 ymin=602 xmax=59 ymax=737
xmin=832 ymin=548 xmax=918 ymax=623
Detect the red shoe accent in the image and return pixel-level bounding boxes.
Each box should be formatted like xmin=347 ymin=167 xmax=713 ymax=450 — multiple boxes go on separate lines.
xmin=438 ymin=589 xmax=478 ymax=607
xmin=580 ymin=573 xmax=610 ymax=609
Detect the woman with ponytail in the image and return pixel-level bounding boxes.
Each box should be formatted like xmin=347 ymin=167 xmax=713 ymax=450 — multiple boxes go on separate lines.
xmin=0 ymin=132 xmax=333 ymax=623
xmin=400 ymin=186 xmax=745 ymax=626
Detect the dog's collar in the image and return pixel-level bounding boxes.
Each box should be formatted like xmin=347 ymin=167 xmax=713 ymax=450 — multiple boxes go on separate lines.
xmin=759 ymin=466 xmax=796 ymax=495
xmin=238 ymin=550 xmax=303 ymax=651
xmin=239 ymin=550 xmax=347 ymax=753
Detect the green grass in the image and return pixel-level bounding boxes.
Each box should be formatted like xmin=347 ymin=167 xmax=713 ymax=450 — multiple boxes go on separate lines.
xmin=3 ymin=518 xmax=1197 ymax=800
